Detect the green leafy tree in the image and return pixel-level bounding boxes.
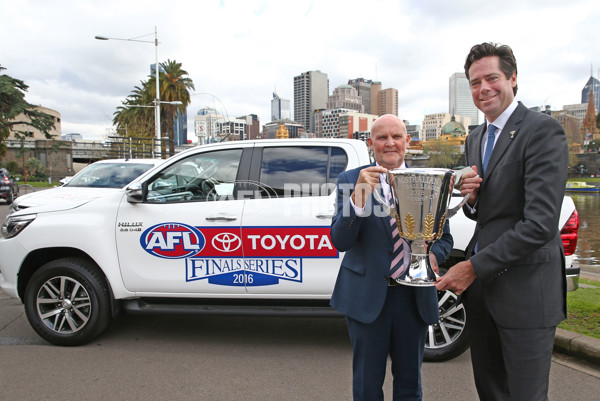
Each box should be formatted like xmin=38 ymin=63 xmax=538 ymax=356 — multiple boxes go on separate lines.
xmin=426 ymin=139 xmax=461 ymax=168
xmin=113 ymin=82 xmax=155 ymax=138
xmin=113 ymin=60 xmax=194 ymax=157
xmin=24 ymin=157 xmax=46 ymax=180
xmin=6 ymin=160 xmax=20 ymax=175
xmin=151 ymin=59 xmax=194 ymax=156
xmin=0 ymin=66 xmax=56 ymax=156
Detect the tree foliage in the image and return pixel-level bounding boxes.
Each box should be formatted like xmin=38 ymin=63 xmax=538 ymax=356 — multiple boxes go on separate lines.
xmin=113 ymin=59 xmax=194 ymax=157
xmin=0 ymin=66 xmax=56 ymax=155
xmin=426 ymin=139 xmax=461 ymax=168
xmin=25 ymin=157 xmax=46 ymax=179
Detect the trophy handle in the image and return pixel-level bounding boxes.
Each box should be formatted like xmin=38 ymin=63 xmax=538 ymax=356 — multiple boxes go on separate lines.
xmin=372 ymin=187 xmax=393 ymax=217
xmin=447 ymin=166 xmax=476 ymax=218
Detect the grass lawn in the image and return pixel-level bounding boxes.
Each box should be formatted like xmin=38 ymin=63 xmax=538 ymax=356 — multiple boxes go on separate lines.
xmin=558 ymin=278 xmax=600 ymax=339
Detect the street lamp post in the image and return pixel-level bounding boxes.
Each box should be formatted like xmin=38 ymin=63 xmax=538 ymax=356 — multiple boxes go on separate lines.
xmin=95 ymin=26 xmax=162 ymax=158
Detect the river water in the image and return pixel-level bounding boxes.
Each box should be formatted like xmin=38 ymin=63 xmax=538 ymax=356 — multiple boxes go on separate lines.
xmin=570 ymin=193 xmax=600 ymax=267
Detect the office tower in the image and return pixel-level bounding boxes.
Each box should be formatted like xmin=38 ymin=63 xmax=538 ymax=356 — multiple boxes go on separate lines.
xmin=271 ymin=92 xmax=291 ymax=121
xmin=449 ymin=72 xmax=479 ymax=125
xmin=378 ymin=88 xmax=398 ymax=116
xmin=348 ymin=78 xmax=381 ymax=114
xmin=293 ymin=70 xmax=329 ymax=133
xmin=581 ymin=75 xmax=600 ymax=112
xmin=327 ymin=85 xmax=364 ymax=112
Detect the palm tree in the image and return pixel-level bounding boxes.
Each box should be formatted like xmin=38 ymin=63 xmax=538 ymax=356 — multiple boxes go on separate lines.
xmin=113 ymin=81 xmax=155 ymax=138
xmin=148 ymin=59 xmax=195 ymax=156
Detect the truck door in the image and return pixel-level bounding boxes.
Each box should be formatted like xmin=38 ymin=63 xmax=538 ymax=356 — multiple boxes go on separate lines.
xmin=115 ymin=146 xmax=251 ymax=295
xmin=241 ymin=144 xmax=348 ymax=297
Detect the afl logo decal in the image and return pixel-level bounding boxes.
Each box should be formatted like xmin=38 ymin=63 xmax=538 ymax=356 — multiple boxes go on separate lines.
xmin=141 ymin=223 xmax=205 ymax=259
xmin=212 ymin=233 xmax=242 ymax=252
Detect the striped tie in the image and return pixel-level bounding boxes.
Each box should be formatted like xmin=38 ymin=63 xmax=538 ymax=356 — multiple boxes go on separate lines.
xmin=389 ymin=216 xmax=410 ymax=279
xmin=387 ymin=189 xmax=410 ymax=279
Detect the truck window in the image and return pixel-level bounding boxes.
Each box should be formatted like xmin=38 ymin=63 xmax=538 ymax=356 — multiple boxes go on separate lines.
xmin=258 ymin=146 xmax=348 ymax=197
xmin=146 ymin=149 xmax=242 ymax=203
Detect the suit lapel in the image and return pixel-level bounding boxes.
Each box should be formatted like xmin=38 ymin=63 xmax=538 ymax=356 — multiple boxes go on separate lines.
xmin=469 ymin=124 xmax=485 ymax=173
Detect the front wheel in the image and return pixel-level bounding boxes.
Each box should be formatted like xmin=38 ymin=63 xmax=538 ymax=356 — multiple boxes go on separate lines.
xmin=24 ymin=258 xmax=112 ymax=346
xmin=423 ymin=262 xmax=470 ymax=362
xmin=423 ymin=289 xmax=469 ymax=361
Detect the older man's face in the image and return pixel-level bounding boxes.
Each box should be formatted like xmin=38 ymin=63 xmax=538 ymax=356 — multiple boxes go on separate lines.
xmin=368 ymin=117 xmax=410 ymax=170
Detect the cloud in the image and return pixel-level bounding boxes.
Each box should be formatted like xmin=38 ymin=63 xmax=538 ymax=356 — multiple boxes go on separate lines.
xmin=2 ymin=0 xmax=600 ymax=141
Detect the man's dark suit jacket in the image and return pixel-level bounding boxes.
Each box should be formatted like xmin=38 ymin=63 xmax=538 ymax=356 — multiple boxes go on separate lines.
xmin=464 ymin=102 xmax=568 ymax=328
xmin=329 ymin=163 xmax=453 ymax=325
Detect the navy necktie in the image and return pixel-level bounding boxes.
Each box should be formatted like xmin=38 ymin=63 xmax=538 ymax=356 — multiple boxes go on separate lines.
xmin=482 ymin=124 xmax=497 ymax=174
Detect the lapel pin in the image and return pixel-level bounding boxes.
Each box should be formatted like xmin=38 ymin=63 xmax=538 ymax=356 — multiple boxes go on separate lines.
xmin=510 ymin=131 xmax=516 ymax=139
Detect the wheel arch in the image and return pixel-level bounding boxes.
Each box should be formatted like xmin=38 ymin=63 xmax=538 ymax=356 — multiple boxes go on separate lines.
xmin=17 ymin=248 xmax=120 ymax=317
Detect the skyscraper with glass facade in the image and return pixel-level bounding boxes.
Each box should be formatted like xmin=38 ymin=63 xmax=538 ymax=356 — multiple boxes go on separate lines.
xmin=449 ymin=72 xmax=479 ymax=126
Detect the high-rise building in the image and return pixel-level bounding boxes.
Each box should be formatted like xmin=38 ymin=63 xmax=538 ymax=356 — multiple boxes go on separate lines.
xmin=293 ymin=70 xmax=329 ymax=133
xmin=314 ymin=108 xmax=378 ymax=139
xmin=348 ymin=78 xmax=381 ymax=114
xmin=581 ymin=75 xmax=600 ymax=112
xmin=378 ymin=88 xmax=398 ymax=116
xmin=271 ymin=92 xmax=291 ymax=121
xmin=449 ymin=72 xmax=479 ymax=126
xmin=327 ymin=85 xmax=364 ymax=112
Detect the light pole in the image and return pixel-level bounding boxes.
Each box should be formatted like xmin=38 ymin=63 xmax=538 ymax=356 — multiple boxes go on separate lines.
xmin=95 ymin=26 xmax=162 ymax=158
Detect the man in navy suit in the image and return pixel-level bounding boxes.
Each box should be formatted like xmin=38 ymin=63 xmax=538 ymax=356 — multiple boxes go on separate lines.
xmin=436 ymin=43 xmax=568 ymax=401
xmin=330 ymin=114 xmax=453 ymax=401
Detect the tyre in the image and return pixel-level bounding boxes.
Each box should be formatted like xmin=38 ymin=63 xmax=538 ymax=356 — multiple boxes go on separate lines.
xmin=423 ymin=262 xmax=470 ymax=362
xmin=6 ymin=190 xmax=13 ymax=205
xmin=423 ymin=289 xmax=470 ymax=362
xmin=24 ymin=258 xmax=112 ymax=346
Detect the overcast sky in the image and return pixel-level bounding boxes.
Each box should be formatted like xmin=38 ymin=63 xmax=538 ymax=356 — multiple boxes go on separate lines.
xmin=2 ymin=0 xmax=599 ymax=141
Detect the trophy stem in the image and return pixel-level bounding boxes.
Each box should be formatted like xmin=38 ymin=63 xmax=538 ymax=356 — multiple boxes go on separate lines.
xmin=397 ymin=244 xmax=439 ymax=287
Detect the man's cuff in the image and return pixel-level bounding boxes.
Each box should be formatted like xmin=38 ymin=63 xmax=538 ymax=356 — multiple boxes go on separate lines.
xmin=466 ymin=199 xmax=478 ymax=214
xmin=350 ymin=196 xmax=366 ymax=216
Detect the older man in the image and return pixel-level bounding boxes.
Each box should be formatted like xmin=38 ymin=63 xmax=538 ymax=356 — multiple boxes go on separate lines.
xmin=330 ymin=114 xmax=453 ymax=401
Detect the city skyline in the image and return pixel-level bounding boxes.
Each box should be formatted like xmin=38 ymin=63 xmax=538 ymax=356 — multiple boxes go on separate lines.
xmin=2 ymin=0 xmax=599 ymax=141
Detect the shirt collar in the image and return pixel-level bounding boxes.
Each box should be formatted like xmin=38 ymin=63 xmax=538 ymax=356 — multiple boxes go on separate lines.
xmin=487 ymin=99 xmax=518 ymax=132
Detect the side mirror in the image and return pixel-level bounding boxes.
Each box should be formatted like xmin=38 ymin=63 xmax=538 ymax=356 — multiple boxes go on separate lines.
xmin=126 ymin=182 xmax=143 ymax=203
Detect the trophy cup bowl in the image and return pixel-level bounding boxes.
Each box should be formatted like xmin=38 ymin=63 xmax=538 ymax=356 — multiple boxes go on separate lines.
xmin=373 ymin=167 xmax=473 ymax=286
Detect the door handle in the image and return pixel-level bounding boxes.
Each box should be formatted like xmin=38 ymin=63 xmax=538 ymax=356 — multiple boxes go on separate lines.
xmin=316 ymin=213 xmax=334 ymax=219
xmin=205 ymin=215 xmax=238 ymax=221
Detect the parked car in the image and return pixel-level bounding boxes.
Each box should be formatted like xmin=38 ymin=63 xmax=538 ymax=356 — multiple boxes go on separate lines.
xmin=11 ymin=158 xmax=165 ymax=211
xmin=0 ymin=139 xmax=580 ymax=362
xmin=0 ymin=168 xmax=19 ymax=205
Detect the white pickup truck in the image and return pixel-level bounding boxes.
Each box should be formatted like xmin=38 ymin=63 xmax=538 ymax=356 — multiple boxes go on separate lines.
xmin=0 ymin=139 xmax=580 ymax=361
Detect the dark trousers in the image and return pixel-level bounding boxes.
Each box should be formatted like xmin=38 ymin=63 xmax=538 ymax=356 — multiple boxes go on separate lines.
xmin=465 ymin=279 xmax=556 ymax=401
xmin=346 ymin=285 xmax=427 ymax=401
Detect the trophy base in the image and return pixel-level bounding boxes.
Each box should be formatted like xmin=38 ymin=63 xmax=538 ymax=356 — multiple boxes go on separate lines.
xmin=394 ymin=256 xmax=439 ymax=287
xmin=395 ymin=276 xmax=439 ymax=287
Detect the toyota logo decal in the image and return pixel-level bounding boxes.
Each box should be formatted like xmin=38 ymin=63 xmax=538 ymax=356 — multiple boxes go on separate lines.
xmin=212 ymin=233 xmax=242 ymax=252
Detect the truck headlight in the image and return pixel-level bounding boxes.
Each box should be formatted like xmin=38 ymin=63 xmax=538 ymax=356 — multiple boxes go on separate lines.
xmin=1 ymin=214 xmax=36 ymax=238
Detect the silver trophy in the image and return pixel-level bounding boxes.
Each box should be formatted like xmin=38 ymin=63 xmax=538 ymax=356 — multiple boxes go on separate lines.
xmin=374 ymin=167 xmax=473 ymax=286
